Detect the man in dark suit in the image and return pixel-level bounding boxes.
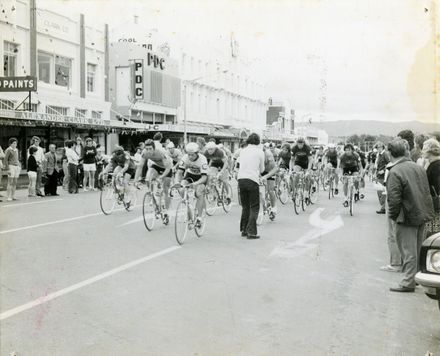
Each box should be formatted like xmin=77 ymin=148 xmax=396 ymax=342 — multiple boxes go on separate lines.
xmin=43 ymin=144 xmax=61 ymax=196
xmin=375 ymin=141 xmax=390 ymax=214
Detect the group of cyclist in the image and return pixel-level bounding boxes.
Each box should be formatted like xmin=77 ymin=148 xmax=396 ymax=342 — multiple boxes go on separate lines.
xmin=100 ymin=131 xmax=375 ymax=225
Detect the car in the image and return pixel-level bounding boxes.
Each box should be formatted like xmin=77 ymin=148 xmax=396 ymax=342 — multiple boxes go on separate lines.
xmin=415 ymin=232 xmax=440 ymax=311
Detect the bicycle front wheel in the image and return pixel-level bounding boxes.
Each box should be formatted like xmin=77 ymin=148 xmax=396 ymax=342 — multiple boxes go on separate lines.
xmin=278 ymin=179 xmax=289 ymax=205
xmin=309 ymin=181 xmax=319 ymax=204
xmin=175 ymin=200 xmax=189 ymax=245
xmin=293 ymin=190 xmax=300 ymax=215
xmin=222 ymin=183 xmax=233 ymax=213
xmin=349 ymin=185 xmax=354 ymax=216
xmin=195 ymin=209 xmax=207 ymax=237
xmin=301 ymin=189 xmax=306 ymax=211
xmin=100 ymin=183 xmax=116 ymax=215
xmin=143 ymin=192 xmax=156 ymax=231
xmin=205 ymin=187 xmax=218 ymax=216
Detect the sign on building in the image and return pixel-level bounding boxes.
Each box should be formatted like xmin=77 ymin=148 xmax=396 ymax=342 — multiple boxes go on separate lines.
xmin=0 ymin=76 xmax=37 ymax=92
xmin=134 ymin=59 xmax=143 ymax=100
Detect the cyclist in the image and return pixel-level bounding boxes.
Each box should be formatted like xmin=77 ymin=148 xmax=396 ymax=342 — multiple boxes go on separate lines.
xmin=276 ymin=143 xmax=292 ymax=190
xmin=338 ymin=143 xmax=363 ymax=207
xmin=290 ymin=137 xmax=313 ymax=197
xmin=175 ymin=142 xmax=209 ymax=227
xmin=135 ymin=139 xmax=173 ymax=218
xmin=355 ymin=146 xmax=367 ymax=191
xmin=100 ymin=145 xmax=136 ymax=206
xmin=262 ymin=144 xmax=279 ymax=216
xmin=323 ymin=143 xmax=339 ymax=194
xmin=269 ymin=142 xmax=280 ymax=163
xmin=314 ymin=146 xmax=325 ymax=171
xmin=166 ymin=141 xmax=183 ymax=173
xmin=217 ymin=142 xmax=233 ymax=173
xmin=203 ymin=141 xmax=231 ymax=198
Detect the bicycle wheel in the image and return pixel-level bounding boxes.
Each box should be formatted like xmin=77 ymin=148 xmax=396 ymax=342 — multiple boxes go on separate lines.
xmin=349 ymin=185 xmax=354 ymax=216
xmin=194 ymin=209 xmax=207 ymax=237
xmin=293 ymin=190 xmax=300 ymax=215
xmin=123 ymin=187 xmax=136 ymax=212
xmin=142 ymin=192 xmax=156 ymax=231
xmin=205 ymin=186 xmax=218 ymax=216
xmin=100 ymin=183 xmax=117 ymax=215
xmin=309 ymin=181 xmax=319 ymax=204
xmin=175 ymin=200 xmax=189 ymax=245
xmin=301 ymin=188 xmax=306 ymax=211
xmin=328 ymin=178 xmax=333 ymax=199
xmin=222 ymin=183 xmax=232 ymax=213
xmin=278 ymin=179 xmax=289 ymax=205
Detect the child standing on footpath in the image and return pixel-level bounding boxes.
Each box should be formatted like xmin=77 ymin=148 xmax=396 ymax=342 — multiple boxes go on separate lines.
xmin=27 ymin=146 xmax=38 ymax=197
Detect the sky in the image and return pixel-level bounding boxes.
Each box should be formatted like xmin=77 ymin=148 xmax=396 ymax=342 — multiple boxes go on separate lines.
xmin=42 ymin=0 xmax=438 ymax=123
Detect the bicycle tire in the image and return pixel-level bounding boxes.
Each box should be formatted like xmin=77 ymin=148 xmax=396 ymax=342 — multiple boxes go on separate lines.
xmin=222 ymin=183 xmax=232 ymax=213
xmin=293 ymin=190 xmax=300 ymax=215
xmin=328 ymin=179 xmax=333 ymax=199
xmin=174 ymin=200 xmax=189 ymax=245
xmin=278 ymin=179 xmax=289 ymax=205
xmin=194 ymin=209 xmax=207 ymax=237
xmin=301 ymin=188 xmax=306 ymax=211
xmin=142 ymin=192 xmax=156 ymax=231
xmin=349 ymin=185 xmax=354 ymax=216
xmin=100 ymin=183 xmax=116 ymax=215
xmin=205 ymin=186 xmax=218 ymax=216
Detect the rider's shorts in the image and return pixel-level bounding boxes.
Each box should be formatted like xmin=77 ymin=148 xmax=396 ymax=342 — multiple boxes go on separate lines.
xmin=151 ymin=163 xmax=173 ymax=178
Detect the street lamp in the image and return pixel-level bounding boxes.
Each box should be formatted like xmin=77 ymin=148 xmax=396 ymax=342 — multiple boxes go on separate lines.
xmin=182 ymin=69 xmax=228 ymax=145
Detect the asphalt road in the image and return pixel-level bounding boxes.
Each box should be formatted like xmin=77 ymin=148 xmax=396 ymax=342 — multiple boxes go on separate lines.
xmin=0 ymin=181 xmax=439 ymax=356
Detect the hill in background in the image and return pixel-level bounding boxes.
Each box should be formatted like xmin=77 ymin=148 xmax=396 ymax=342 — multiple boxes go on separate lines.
xmin=301 ymin=120 xmax=440 ymax=137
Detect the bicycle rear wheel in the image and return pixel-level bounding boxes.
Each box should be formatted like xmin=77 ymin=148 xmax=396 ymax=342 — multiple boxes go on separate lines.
xmin=278 ymin=179 xmax=289 ymax=205
xmin=328 ymin=179 xmax=333 ymax=199
xmin=143 ymin=192 xmax=156 ymax=231
xmin=100 ymin=183 xmax=116 ymax=215
xmin=293 ymin=190 xmax=300 ymax=215
xmin=349 ymin=185 xmax=354 ymax=216
xmin=175 ymin=200 xmax=189 ymax=245
xmin=301 ymin=189 xmax=306 ymax=211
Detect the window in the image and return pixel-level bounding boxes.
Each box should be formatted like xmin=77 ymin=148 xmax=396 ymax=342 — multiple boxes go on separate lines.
xmin=91 ymin=111 xmax=102 ymax=119
xmin=38 ymin=52 xmax=52 ymax=84
xmin=75 ymin=108 xmax=87 ymax=118
xmin=55 ymin=55 xmax=72 ymax=87
xmin=87 ymin=63 xmax=96 ymax=92
xmin=46 ymin=106 xmax=68 ymax=116
xmin=22 ymin=103 xmax=37 ymax=112
xmin=0 ymin=99 xmax=15 ymax=110
xmin=3 ymin=42 xmax=18 ymax=76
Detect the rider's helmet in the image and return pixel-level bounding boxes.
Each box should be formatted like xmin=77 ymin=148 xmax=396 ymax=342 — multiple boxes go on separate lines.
xmin=206 ymin=141 xmax=217 ymax=150
xmin=166 ymin=141 xmax=175 ymax=149
xmin=185 ymin=142 xmax=199 ymax=154
xmin=344 ymin=143 xmax=355 ymax=151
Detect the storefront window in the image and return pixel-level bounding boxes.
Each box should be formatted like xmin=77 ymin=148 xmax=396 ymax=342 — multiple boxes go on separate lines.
xmin=75 ymin=109 xmax=87 ymax=118
xmin=87 ymin=63 xmax=96 ymax=92
xmin=3 ymin=41 xmax=18 ymax=77
xmin=0 ymin=99 xmax=15 ymax=110
xmin=55 ymin=55 xmax=71 ymax=87
xmin=91 ymin=111 xmax=102 ymax=119
xmin=38 ymin=52 xmax=52 ymax=84
xmin=46 ymin=106 xmax=68 ymax=116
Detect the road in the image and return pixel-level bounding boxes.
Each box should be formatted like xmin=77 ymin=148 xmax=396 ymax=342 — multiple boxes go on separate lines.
xmin=0 ymin=181 xmax=439 ymax=356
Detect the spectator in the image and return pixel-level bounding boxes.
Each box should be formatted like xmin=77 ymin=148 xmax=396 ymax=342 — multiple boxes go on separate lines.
xmin=66 ymin=140 xmax=79 ymax=194
xmin=61 ymin=142 xmax=69 ymax=191
xmin=43 ymin=144 xmax=60 ymax=196
xmin=397 ymin=129 xmax=418 ymax=161
xmin=133 ymin=146 xmax=142 ymax=166
xmin=75 ymin=137 xmax=84 ymax=188
xmin=375 ymin=141 xmax=389 ymax=214
xmin=422 ymin=138 xmax=440 ymax=237
xmin=386 ymin=138 xmax=434 ymax=292
xmin=0 ymin=145 xmax=4 ymax=201
xmin=95 ymin=147 xmax=106 ymax=189
xmin=414 ymin=134 xmax=429 ymax=167
xmin=82 ymin=138 xmax=97 ymax=191
xmin=4 ymin=137 xmax=21 ymax=201
xmin=196 ymin=137 xmax=206 ymax=151
xmin=27 ymin=146 xmax=38 ymax=197
xmin=29 ymin=136 xmax=46 ymax=197
xmin=237 ymin=133 xmax=265 ymax=239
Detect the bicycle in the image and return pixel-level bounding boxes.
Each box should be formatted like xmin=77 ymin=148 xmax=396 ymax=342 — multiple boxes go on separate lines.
xmin=342 ymin=173 xmax=362 ymax=216
xmin=174 ymin=184 xmax=207 ymax=245
xmin=275 ymin=169 xmax=290 ymax=205
xmin=99 ymin=172 xmax=136 ymax=215
xmin=205 ymin=175 xmax=233 ymax=216
xmin=308 ymin=169 xmax=320 ymax=205
xmin=326 ymin=167 xmax=336 ymax=199
xmin=257 ymin=180 xmax=276 ymax=225
xmin=142 ymin=179 xmax=170 ymax=231
xmin=290 ymin=170 xmax=307 ymax=215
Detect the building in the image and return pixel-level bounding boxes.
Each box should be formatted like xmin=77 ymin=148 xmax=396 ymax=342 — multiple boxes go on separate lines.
xmin=0 ymin=0 xmax=111 ymax=164
xmin=294 ymin=125 xmax=329 ymax=145
xmin=264 ymin=99 xmax=295 ymax=143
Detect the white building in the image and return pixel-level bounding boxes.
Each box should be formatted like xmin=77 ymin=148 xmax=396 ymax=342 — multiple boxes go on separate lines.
xmin=295 ymin=125 xmax=329 ymax=145
xmin=0 ymin=0 xmax=111 ymax=158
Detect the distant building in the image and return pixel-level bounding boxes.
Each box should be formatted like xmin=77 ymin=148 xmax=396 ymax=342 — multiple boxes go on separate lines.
xmin=295 ymin=125 xmax=329 ymax=145
xmin=264 ymin=100 xmax=295 ymax=142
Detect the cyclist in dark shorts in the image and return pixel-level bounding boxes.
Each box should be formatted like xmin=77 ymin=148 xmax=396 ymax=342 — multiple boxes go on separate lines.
xmin=290 ymin=137 xmax=312 ymax=194
xmin=323 ymin=143 xmax=340 ymax=194
xmin=338 ymin=143 xmax=363 ymax=207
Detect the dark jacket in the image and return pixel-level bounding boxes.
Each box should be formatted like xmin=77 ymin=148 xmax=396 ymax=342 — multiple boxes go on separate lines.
xmin=376 ymin=150 xmax=390 ymax=180
xmin=43 ymin=151 xmax=60 ymax=175
xmin=387 ymin=157 xmax=434 ymax=226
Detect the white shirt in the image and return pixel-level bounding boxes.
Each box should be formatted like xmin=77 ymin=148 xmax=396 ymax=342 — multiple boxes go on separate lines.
xmin=66 ymin=148 xmax=79 ymax=165
xmin=237 ymin=144 xmax=265 ymax=184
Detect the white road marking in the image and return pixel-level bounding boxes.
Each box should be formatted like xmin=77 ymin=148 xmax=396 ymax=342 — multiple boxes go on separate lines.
xmin=0 ymin=246 xmax=181 ymax=321
xmin=270 ymin=208 xmax=344 ymax=258
xmin=1 ymin=199 xmax=63 ymax=208
xmin=0 ymin=205 xmax=141 ymax=235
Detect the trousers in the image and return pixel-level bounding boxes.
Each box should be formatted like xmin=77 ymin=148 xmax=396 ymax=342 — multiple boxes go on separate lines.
xmin=239 ymin=179 xmax=260 ymax=236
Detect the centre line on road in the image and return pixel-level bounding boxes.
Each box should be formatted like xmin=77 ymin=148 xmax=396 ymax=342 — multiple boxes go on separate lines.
xmin=0 ymin=245 xmax=181 ymax=321
xmin=1 ymin=198 xmax=63 ymax=208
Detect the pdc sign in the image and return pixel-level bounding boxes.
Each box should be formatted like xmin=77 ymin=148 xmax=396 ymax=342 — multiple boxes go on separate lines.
xmin=134 ymin=60 xmax=143 ymax=100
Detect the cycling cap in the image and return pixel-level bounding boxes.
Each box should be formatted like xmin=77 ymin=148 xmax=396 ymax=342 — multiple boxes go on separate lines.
xmin=206 ymin=141 xmax=217 ymax=149
xmin=186 ymin=142 xmax=199 ymax=154
xmin=344 ymin=143 xmax=354 ymax=151
xmin=297 ymin=137 xmax=305 ymax=143
xmin=166 ymin=142 xmax=175 ymax=149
